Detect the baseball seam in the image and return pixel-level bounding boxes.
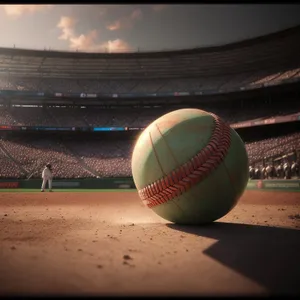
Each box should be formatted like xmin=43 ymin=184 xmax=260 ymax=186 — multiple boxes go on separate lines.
xmin=138 ymin=113 xmax=231 ymax=208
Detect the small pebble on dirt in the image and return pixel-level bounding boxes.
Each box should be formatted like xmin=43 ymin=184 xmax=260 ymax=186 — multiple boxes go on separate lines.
xmin=289 ymin=214 xmax=300 ymax=220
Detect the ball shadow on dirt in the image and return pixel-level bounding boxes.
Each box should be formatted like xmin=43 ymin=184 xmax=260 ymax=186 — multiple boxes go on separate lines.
xmin=167 ymin=222 xmax=300 ymax=295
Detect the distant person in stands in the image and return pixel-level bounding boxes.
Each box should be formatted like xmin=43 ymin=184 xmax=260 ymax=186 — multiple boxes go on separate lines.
xmin=291 ymin=161 xmax=299 ymax=178
xmin=283 ymin=160 xmax=291 ymax=179
xmin=41 ymin=163 xmax=53 ymax=192
xmin=249 ymin=165 xmax=255 ymax=179
xmin=254 ymin=165 xmax=261 ymax=179
xmin=266 ymin=163 xmax=275 ymax=179
xmin=276 ymin=162 xmax=284 ymax=179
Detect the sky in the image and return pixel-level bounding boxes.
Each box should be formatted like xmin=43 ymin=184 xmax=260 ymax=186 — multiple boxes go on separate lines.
xmin=0 ymin=4 xmax=300 ymax=53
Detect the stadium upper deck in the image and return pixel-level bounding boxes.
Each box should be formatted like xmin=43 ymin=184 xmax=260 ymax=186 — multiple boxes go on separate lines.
xmin=0 ymin=25 xmax=300 ymax=80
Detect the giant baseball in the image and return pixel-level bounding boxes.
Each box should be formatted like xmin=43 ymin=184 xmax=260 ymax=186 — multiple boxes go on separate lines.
xmin=131 ymin=108 xmax=249 ymax=225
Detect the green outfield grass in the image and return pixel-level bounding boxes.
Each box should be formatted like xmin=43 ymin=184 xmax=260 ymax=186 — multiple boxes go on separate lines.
xmin=0 ymin=189 xmax=136 ymax=193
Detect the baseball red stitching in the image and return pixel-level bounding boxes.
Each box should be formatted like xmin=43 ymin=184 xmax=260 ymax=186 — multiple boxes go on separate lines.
xmin=138 ymin=113 xmax=231 ymax=208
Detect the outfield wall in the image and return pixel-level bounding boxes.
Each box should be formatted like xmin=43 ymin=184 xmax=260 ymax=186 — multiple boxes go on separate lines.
xmin=247 ymin=179 xmax=300 ymax=191
xmin=0 ymin=177 xmax=135 ymax=189
xmin=0 ymin=178 xmax=299 ymax=191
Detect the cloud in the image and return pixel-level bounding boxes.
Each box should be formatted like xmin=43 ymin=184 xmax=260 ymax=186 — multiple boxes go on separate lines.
xmin=57 ymin=16 xmax=77 ymax=40
xmin=106 ymin=8 xmax=143 ymax=31
xmin=57 ymin=16 xmax=131 ymax=53
xmin=152 ymin=5 xmax=168 ymax=12
xmin=101 ymin=39 xmax=131 ymax=53
xmin=106 ymin=20 xmax=121 ymax=31
xmin=1 ymin=4 xmax=53 ymax=17
xmin=69 ymin=30 xmax=98 ymax=51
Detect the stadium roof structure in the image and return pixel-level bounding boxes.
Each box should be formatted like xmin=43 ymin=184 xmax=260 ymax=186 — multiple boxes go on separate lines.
xmin=0 ymin=25 xmax=300 ymax=80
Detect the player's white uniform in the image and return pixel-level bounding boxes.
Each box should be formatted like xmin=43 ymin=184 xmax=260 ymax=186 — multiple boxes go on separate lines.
xmin=41 ymin=167 xmax=53 ymax=191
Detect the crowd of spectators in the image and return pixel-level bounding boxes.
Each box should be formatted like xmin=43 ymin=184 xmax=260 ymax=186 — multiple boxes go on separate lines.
xmin=0 ymin=137 xmax=93 ymax=179
xmin=245 ymin=132 xmax=300 ymax=165
xmin=0 ymin=151 xmax=25 ymax=179
xmin=0 ymin=67 xmax=299 ymax=95
xmin=0 ymin=133 xmax=299 ymax=180
xmin=0 ymin=105 xmax=298 ymax=128
xmin=249 ymin=160 xmax=300 ymax=180
xmin=1 ymin=30 xmax=299 ymax=181
xmin=65 ymin=140 xmax=132 ymax=178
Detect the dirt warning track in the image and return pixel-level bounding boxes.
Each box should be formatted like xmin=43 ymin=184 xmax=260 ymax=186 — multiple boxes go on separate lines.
xmin=0 ymin=190 xmax=299 ymax=296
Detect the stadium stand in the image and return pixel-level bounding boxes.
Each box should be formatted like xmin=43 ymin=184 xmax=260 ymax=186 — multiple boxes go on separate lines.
xmin=65 ymin=140 xmax=132 ymax=178
xmin=0 ymin=149 xmax=25 ymax=179
xmin=245 ymin=132 xmax=300 ymax=164
xmin=0 ymin=25 xmax=300 ymax=93
xmin=0 ymin=137 xmax=93 ymax=179
xmin=0 ymin=69 xmax=300 ymax=94
xmin=0 ymin=131 xmax=298 ymax=179
xmin=0 ymin=26 xmax=299 ymax=181
xmin=0 ymin=104 xmax=299 ymax=128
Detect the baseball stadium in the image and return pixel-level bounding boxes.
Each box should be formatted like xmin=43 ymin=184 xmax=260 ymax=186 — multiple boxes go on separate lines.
xmin=0 ymin=22 xmax=300 ymax=296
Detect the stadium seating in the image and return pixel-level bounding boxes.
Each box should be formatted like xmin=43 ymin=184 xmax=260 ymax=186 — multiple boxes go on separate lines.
xmin=0 ymin=105 xmax=298 ymax=128
xmin=0 ymin=142 xmax=25 ymax=179
xmin=0 ymin=132 xmax=299 ymax=179
xmin=65 ymin=140 xmax=132 ymax=177
xmin=245 ymin=132 xmax=300 ymax=164
xmin=0 ymin=66 xmax=299 ymax=96
xmin=0 ymin=26 xmax=299 ymax=180
xmin=0 ymin=137 xmax=93 ymax=179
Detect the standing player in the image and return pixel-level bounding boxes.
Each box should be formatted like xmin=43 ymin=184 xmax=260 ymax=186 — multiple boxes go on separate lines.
xmin=41 ymin=163 xmax=53 ymax=192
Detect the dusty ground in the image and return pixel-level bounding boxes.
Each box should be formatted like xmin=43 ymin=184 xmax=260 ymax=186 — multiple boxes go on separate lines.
xmin=0 ymin=190 xmax=299 ymax=296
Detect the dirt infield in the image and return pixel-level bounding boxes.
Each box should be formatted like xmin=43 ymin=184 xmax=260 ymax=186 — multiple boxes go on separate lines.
xmin=0 ymin=190 xmax=299 ymax=296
